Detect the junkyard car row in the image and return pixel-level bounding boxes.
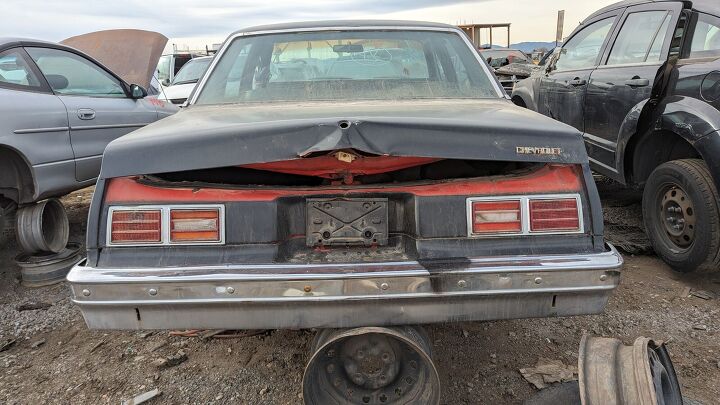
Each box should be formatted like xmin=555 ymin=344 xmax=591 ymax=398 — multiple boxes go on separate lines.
xmin=1 ymin=0 xmax=719 ymax=403
xmin=0 ymin=34 xmax=176 ymax=255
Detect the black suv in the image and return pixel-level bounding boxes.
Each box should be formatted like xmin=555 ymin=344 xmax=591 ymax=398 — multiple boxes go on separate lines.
xmin=512 ymin=0 xmax=720 ymax=273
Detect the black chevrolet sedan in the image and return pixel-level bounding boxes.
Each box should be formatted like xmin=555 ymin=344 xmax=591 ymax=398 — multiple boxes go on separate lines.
xmin=512 ymin=0 xmax=720 ymax=273
xmin=67 ymin=21 xmax=623 ymax=404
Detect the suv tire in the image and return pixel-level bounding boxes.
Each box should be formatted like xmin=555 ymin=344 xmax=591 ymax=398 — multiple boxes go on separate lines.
xmin=643 ymin=159 xmax=720 ymax=273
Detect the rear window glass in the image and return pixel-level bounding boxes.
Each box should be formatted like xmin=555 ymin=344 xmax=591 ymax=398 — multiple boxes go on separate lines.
xmin=0 ymin=49 xmax=43 ymax=90
xmin=195 ymin=30 xmax=498 ymax=105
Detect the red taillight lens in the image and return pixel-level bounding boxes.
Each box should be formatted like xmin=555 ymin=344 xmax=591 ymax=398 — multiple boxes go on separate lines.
xmin=170 ymin=209 xmax=220 ymax=242
xmin=471 ymin=200 xmax=522 ymax=234
xmin=111 ymin=210 xmax=162 ymax=243
xmin=529 ymin=198 xmax=580 ymax=232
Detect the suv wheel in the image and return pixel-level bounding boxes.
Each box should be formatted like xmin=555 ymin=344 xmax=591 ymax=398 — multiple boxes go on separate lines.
xmin=643 ymin=159 xmax=720 ymax=272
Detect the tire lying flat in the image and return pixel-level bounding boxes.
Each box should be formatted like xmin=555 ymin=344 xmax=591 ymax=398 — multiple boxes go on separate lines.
xmin=642 ymin=159 xmax=720 ymax=273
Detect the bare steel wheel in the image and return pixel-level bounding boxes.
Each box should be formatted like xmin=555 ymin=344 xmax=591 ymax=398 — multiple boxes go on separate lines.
xmin=659 ymin=185 xmax=695 ymax=248
xmin=643 ymin=159 xmax=720 ymax=273
xmin=303 ymin=326 xmax=440 ymax=405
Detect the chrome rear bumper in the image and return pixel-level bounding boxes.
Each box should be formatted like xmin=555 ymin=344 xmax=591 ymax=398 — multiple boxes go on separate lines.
xmin=67 ymin=245 xmax=623 ymax=330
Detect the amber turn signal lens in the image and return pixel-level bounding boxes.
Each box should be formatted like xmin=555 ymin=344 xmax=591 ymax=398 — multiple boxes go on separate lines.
xmin=170 ymin=209 xmax=220 ymax=242
xmin=471 ymin=200 xmax=522 ymax=234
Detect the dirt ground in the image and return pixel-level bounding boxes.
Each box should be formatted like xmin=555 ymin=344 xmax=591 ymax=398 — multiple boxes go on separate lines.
xmin=0 ymin=183 xmax=718 ymax=405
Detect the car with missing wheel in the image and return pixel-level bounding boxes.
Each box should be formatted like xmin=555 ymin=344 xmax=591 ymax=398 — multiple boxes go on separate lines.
xmin=67 ymin=21 xmax=623 ymax=403
xmin=511 ymin=0 xmax=720 ymax=273
xmin=0 ymin=31 xmax=177 ymax=256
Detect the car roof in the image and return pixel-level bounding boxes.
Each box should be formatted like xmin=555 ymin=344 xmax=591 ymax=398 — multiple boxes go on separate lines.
xmin=0 ymin=37 xmax=57 ymax=50
xmin=0 ymin=37 xmax=130 ymax=86
xmin=229 ymin=20 xmax=460 ymax=36
xmin=587 ymin=0 xmax=719 ymax=21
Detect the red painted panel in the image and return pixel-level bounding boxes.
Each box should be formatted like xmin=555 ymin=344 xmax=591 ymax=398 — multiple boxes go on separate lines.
xmin=243 ymin=155 xmax=440 ymax=178
xmin=105 ymin=164 xmax=584 ymax=203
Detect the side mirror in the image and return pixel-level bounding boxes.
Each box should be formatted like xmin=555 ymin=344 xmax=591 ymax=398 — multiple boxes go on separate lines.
xmin=161 ymin=78 xmax=171 ymax=87
xmin=129 ymin=84 xmax=147 ymax=99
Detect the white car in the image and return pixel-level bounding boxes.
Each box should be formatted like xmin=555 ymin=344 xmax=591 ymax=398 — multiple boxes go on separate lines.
xmin=156 ymin=56 xmax=212 ymax=105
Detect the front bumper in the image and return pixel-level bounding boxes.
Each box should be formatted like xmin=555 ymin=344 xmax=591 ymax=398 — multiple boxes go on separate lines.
xmin=67 ymin=245 xmax=623 ymax=330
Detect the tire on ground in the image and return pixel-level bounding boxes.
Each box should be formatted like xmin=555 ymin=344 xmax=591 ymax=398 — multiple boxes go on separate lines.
xmin=642 ymin=159 xmax=720 ymax=273
xmin=522 ymin=381 xmax=580 ymax=404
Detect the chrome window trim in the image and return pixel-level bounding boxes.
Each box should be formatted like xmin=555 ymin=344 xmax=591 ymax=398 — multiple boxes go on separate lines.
xmin=188 ymin=25 xmax=505 ymax=105
xmin=106 ymin=204 xmax=225 ymax=247
xmin=466 ymin=193 xmax=585 ymax=237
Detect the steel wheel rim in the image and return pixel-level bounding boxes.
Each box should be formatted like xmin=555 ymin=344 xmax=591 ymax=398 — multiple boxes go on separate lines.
xmin=304 ymin=327 xmax=440 ymax=405
xmin=658 ymin=183 xmax=695 ymax=249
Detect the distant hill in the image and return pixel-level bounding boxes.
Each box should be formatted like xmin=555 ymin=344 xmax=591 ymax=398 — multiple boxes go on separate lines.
xmin=481 ymin=41 xmax=559 ymax=53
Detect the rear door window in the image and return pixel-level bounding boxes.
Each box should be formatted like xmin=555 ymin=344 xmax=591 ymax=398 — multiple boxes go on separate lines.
xmin=26 ymin=47 xmax=126 ymax=97
xmin=689 ymin=13 xmax=720 ymax=59
xmin=555 ymin=17 xmax=615 ymax=71
xmin=607 ymin=11 xmax=673 ymax=65
xmin=0 ymin=49 xmax=44 ymax=91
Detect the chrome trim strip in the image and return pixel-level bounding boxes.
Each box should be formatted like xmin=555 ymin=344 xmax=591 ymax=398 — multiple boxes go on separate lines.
xmin=33 ymin=158 xmax=75 ymax=168
xmin=14 ymin=126 xmax=69 ymax=134
xmin=74 ymin=154 xmax=103 ymax=162
xmin=70 ymin=123 xmax=150 ymax=131
xmin=69 ymin=245 xmax=622 ymax=284
xmin=106 ymin=204 xmax=226 ymax=247
xmin=189 ymin=25 xmax=504 ymax=105
xmin=75 ymin=285 xmax=618 ymax=307
xmin=466 ymin=193 xmax=585 ymax=237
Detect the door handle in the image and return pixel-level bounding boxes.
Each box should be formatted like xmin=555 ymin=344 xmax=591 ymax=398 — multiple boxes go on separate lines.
xmin=568 ymin=78 xmax=587 ymax=86
xmin=624 ymin=78 xmax=650 ymax=88
xmin=77 ymin=108 xmax=96 ymax=120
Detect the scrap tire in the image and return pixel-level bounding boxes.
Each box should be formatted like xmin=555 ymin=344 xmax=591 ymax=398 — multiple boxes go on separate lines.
xmin=642 ymin=159 xmax=720 ymax=273
xmin=522 ymin=382 xmax=580 ymax=404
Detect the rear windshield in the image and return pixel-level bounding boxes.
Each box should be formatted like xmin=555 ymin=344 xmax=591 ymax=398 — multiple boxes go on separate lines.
xmin=195 ymin=30 xmax=499 ymax=105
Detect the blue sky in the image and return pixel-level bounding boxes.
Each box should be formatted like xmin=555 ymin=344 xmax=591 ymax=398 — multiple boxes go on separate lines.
xmin=3 ymin=0 xmax=619 ymax=48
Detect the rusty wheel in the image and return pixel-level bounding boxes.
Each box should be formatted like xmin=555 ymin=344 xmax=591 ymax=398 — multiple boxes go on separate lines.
xmin=303 ymin=326 xmax=440 ymax=405
xmin=579 ymin=336 xmax=682 ymax=405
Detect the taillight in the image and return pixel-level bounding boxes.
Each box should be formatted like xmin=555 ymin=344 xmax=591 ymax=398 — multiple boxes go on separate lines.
xmin=110 ymin=210 xmax=162 ymax=243
xmin=471 ymin=200 xmax=522 ymax=234
xmin=468 ymin=195 xmax=582 ymax=236
xmin=529 ymin=198 xmax=580 ymax=232
xmin=107 ymin=205 xmax=224 ymax=246
xmin=170 ymin=209 xmax=220 ymax=242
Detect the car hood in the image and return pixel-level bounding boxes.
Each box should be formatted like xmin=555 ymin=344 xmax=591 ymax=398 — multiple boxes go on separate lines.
xmin=100 ymin=99 xmax=587 ymax=179
xmin=159 ymin=82 xmax=196 ymax=101
xmin=61 ymin=29 xmax=167 ymax=89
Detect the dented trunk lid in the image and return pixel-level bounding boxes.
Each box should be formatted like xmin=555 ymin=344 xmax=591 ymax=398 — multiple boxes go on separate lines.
xmin=100 ymin=99 xmax=587 ymax=179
